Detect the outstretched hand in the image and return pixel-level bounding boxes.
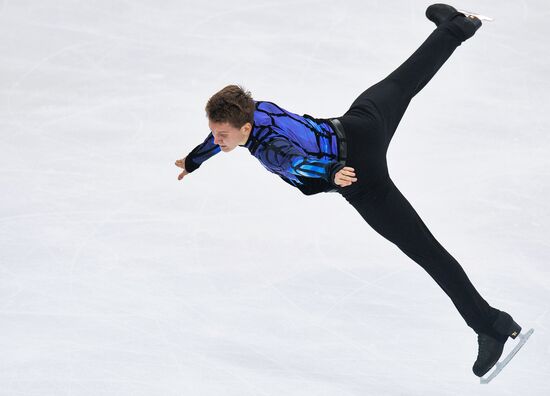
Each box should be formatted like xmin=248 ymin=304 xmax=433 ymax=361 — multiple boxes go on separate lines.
xmin=334 ymin=166 xmax=357 ymax=187
xmin=175 ymin=157 xmax=189 ymax=180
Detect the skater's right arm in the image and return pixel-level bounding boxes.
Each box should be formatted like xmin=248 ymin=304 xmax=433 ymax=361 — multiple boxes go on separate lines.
xmin=175 ymin=157 xmax=189 ymax=180
xmin=175 ymin=132 xmax=221 ymax=181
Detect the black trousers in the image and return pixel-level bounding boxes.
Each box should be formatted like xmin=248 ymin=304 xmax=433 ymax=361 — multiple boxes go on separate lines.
xmin=335 ymin=19 xmax=500 ymax=335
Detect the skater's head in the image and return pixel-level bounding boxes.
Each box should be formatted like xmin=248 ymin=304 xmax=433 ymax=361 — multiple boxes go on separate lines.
xmin=206 ymin=84 xmax=254 ymax=152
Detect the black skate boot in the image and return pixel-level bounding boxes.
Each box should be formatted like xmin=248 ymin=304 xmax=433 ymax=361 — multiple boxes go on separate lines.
xmin=472 ymin=311 xmax=522 ymax=377
xmin=426 ymin=3 xmax=462 ymax=26
xmin=425 ymin=3 xmax=482 ymax=41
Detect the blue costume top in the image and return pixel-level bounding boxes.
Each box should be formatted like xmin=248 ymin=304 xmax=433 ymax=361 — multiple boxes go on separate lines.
xmin=184 ymin=100 xmax=347 ymax=195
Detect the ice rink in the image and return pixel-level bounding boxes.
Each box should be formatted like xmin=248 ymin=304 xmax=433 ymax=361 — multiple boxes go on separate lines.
xmin=1 ymin=1 xmax=549 ymax=395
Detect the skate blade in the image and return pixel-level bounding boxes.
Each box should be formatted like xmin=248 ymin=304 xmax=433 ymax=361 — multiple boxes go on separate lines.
xmin=456 ymin=9 xmax=494 ymax=22
xmin=480 ymin=328 xmax=534 ymax=384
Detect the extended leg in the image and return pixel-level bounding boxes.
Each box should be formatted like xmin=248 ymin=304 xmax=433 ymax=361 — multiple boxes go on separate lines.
xmin=345 ymin=13 xmax=481 ymax=146
xmin=346 ymin=177 xmax=500 ymax=335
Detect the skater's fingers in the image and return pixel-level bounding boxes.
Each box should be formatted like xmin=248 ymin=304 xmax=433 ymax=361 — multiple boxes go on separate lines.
xmin=337 ymin=172 xmax=357 ymax=182
xmin=337 ymin=168 xmax=352 ymax=175
xmin=334 ymin=166 xmax=357 ymax=187
xmin=175 ymin=157 xmax=187 ymax=169
xmin=335 ymin=176 xmax=357 ymax=187
xmin=340 ymin=167 xmax=355 ymax=175
xmin=338 ymin=174 xmax=357 ymax=181
xmin=177 ymin=170 xmax=187 ymax=180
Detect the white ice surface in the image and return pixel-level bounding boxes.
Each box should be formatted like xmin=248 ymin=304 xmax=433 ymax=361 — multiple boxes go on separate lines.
xmin=1 ymin=1 xmax=549 ymax=395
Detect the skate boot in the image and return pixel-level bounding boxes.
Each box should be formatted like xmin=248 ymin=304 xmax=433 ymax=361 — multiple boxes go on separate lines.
xmin=426 ymin=3 xmax=462 ymax=26
xmin=425 ymin=3 xmax=482 ymax=41
xmin=472 ymin=311 xmax=522 ymax=377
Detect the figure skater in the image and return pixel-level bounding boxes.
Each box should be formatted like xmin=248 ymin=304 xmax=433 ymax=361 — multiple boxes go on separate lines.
xmin=175 ymin=4 xmax=524 ymax=377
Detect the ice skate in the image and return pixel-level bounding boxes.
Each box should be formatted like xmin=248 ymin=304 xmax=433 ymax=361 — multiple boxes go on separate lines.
xmin=479 ymin=329 xmax=534 ymax=384
xmin=425 ymin=4 xmax=484 ymax=41
xmin=473 ymin=333 xmax=507 ymax=377
xmin=456 ymin=8 xmax=494 ymax=22
xmin=426 ymin=4 xmax=463 ymax=26
xmin=473 ymin=310 xmax=533 ymax=381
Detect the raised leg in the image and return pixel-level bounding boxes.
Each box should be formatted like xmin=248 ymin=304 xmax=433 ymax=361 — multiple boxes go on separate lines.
xmin=344 ymin=15 xmax=479 ymax=147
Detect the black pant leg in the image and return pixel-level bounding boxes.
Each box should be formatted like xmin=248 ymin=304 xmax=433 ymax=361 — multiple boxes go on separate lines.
xmin=335 ymin=16 xmax=498 ymax=335
xmin=345 ymin=20 xmax=465 ymax=145
xmin=344 ymin=177 xmax=499 ymax=335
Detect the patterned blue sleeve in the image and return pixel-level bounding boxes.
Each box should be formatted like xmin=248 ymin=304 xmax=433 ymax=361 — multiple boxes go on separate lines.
xmin=261 ymin=134 xmax=345 ymax=187
xmin=184 ymin=132 xmax=221 ymax=173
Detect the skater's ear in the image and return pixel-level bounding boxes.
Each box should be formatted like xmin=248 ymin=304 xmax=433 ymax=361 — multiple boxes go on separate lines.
xmin=240 ymin=122 xmax=253 ymax=133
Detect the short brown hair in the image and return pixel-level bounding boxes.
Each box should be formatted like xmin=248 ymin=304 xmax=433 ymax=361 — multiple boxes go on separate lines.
xmin=205 ymin=84 xmax=255 ymax=128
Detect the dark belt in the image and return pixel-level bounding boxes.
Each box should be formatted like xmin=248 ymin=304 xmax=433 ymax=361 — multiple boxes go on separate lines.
xmin=324 ymin=118 xmax=348 ymax=193
xmin=329 ymin=118 xmax=347 ymax=164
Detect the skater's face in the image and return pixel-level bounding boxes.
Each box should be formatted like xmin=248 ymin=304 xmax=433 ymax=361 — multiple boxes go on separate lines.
xmin=209 ymin=120 xmax=252 ymax=152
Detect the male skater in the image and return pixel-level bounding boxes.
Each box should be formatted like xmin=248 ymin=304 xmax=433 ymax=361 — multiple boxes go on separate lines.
xmin=175 ymin=4 xmax=524 ymax=377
